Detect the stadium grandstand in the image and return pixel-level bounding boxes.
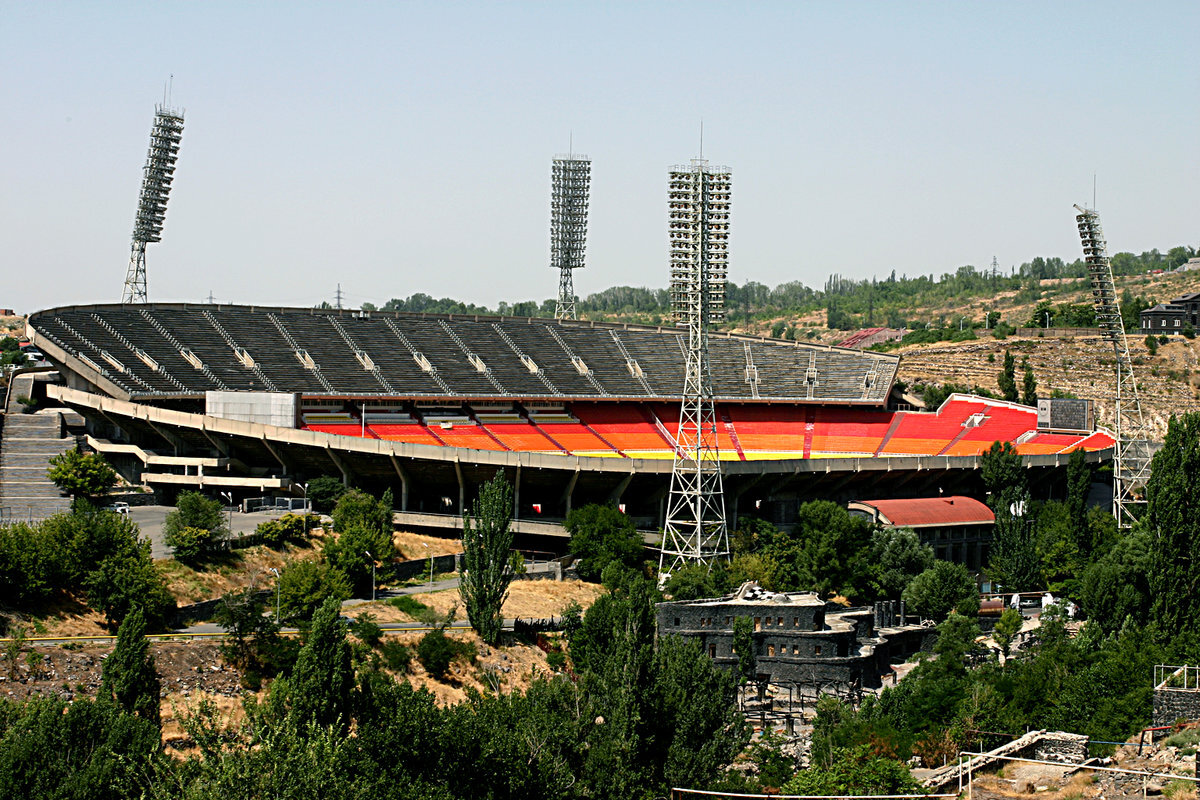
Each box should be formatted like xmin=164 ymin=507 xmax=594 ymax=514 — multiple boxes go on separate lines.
xmin=23 ymin=303 xmax=1113 ymax=536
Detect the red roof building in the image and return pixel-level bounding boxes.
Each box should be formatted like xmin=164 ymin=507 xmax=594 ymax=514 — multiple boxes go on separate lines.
xmin=848 ymin=496 xmax=995 ymax=570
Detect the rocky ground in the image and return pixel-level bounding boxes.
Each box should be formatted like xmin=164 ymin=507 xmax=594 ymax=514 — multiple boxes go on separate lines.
xmin=0 ymin=641 xmax=241 ymax=706
xmin=970 ymin=742 xmax=1200 ymax=800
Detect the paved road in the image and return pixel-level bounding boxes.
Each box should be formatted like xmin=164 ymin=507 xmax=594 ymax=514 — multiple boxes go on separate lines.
xmin=131 ymin=504 xmax=314 ymax=560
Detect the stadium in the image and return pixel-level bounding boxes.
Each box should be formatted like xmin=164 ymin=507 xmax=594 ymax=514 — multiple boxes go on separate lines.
xmin=24 ymin=302 xmax=1113 ymax=541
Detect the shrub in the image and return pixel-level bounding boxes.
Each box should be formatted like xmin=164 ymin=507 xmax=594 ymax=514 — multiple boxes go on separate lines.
xmin=417 ymin=628 xmax=455 ymax=679
xmin=305 ymin=476 xmax=347 ymax=513
xmin=276 ymin=559 xmax=351 ymax=622
xmin=388 ymin=595 xmax=439 ymax=624
xmin=381 ymin=639 xmax=411 ymax=671
xmin=46 ymin=451 xmax=118 ymax=499
xmin=255 ymin=513 xmax=315 ymax=549
xmin=416 ymin=628 xmax=475 ymax=680
xmin=350 ymin=612 xmax=383 ymax=647
xmin=165 ymin=526 xmax=214 ymax=564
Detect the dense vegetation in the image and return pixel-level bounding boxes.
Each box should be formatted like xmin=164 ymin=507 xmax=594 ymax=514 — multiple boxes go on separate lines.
xmin=3 ymin=410 xmax=1199 ymax=797
xmin=366 ymin=244 xmax=1196 ymax=334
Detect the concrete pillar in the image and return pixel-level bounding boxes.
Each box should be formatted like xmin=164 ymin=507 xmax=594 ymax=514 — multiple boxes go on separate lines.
xmin=513 ymin=464 xmax=521 ymax=519
xmin=454 ymin=459 xmax=465 ymax=514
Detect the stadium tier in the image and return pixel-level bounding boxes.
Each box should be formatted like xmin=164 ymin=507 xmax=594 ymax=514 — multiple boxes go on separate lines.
xmin=28 ymin=303 xmax=899 ymax=404
xmin=289 ymin=397 xmax=1112 ymax=461
xmin=28 ymin=302 xmax=1115 ymax=531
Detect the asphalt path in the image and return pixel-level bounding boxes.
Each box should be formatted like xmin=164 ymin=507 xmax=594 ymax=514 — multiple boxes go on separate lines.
xmin=131 ymin=504 xmax=315 ymax=560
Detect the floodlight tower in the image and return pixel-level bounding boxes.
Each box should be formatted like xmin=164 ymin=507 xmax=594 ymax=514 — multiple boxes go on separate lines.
xmin=550 ymin=153 xmax=591 ymax=319
xmin=1074 ymin=205 xmax=1152 ymax=527
xmin=658 ymin=159 xmax=731 ymax=580
xmin=122 ymin=104 xmax=185 ymax=303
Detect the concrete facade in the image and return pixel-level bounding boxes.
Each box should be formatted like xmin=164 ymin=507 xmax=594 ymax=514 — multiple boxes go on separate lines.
xmin=656 ymin=583 xmax=933 ymax=690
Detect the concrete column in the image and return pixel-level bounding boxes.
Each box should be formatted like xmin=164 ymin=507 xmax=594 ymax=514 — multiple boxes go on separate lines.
xmin=513 ymin=464 xmax=521 ymax=519
xmin=454 ymin=459 xmax=465 ymax=514
xmin=560 ymin=469 xmax=579 ymax=517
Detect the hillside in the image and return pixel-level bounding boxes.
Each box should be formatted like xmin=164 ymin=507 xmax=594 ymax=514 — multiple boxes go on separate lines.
xmin=896 ymin=334 xmax=1200 ymax=440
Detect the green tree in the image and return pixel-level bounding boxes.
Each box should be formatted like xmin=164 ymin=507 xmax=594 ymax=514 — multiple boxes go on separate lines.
xmin=162 ymin=491 xmax=227 ymax=563
xmin=764 ymin=500 xmax=873 ymax=599
xmin=732 ymin=615 xmax=757 ymax=685
xmin=1148 ymin=413 xmax=1200 ymax=634
xmin=981 ymin=440 xmax=1027 ymax=512
xmin=214 ymin=587 xmax=281 ymax=669
xmin=727 ymin=552 xmax=778 ymax=591
xmin=1021 ymin=362 xmax=1038 ymax=406
xmin=331 ymin=488 xmax=392 ymax=538
xmin=276 ymin=558 xmax=350 ymax=622
xmin=902 ymin=561 xmax=978 ymax=620
xmin=998 ymin=350 xmax=1018 ymax=402
xmin=1065 ymin=448 xmax=1093 ymax=559
xmin=0 ymin=697 xmax=161 ymax=800
xmin=99 ymin=607 xmax=161 ymax=726
xmin=664 ymin=563 xmax=721 ymax=600
xmin=82 ymin=536 xmax=175 ymax=630
xmin=1081 ymin=528 xmax=1152 ymax=634
xmin=868 ymin=527 xmax=935 ymax=600
xmin=280 ymin=596 xmax=354 ymax=732
xmin=1145 ymin=334 xmax=1158 ymax=355
xmin=305 ymin=475 xmax=347 ymax=513
xmin=988 ymin=513 xmax=1041 ymax=593
xmin=992 ymin=607 xmax=1023 ymax=659
xmin=565 ymin=504 xmax=645 ymax=582
xmin=323 ymin=489 xmax=394 ymax=595
xmin=46 ymin=450 xmax=118 ymax=499
xmin=460 ymin=473 xmax=521 ymax=645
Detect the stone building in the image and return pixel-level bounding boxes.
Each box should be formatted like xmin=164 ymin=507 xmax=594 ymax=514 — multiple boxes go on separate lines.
xmin=655 ymin=582 xmax=932 ymax=690
xmin=1140 ymin=291 xmax=1200 ymax=335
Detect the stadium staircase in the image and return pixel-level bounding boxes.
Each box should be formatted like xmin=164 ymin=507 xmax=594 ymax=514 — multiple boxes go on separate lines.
xmin=0 ymin=409 xmax=73 ymax=522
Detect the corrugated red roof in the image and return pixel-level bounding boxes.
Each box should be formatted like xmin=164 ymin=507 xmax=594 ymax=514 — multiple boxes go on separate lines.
xmin=858 ymin=496 xmax=994 ymax=527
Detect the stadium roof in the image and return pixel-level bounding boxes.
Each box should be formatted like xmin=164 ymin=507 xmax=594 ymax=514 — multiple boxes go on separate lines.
xmin=849 ymin=496 xmax=994 ymax=528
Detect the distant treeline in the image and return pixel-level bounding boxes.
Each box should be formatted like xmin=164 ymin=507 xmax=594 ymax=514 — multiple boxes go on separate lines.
xmin=355 ymin=244 xmax=1195 ymax=332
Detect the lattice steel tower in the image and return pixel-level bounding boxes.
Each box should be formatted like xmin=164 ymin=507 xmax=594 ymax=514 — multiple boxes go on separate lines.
xmin=659 ymin=159 xmax=731 ymax=580
xmin=1074 ymin=205 xmax=1152 ymax=527
xmin=550 ymin=154 xmax=591 ymax=319
xmin=123 ymin=104 xmax=185 ymax=303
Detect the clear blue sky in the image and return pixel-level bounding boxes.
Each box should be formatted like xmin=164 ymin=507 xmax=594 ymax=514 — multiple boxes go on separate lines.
xmin=2 ymin=1 xmax=1196 ymax=313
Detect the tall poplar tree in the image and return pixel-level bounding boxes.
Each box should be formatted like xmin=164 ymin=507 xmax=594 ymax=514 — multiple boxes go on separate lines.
xmin=1148 ymin=413 xmax=1200 ymax=634
xmin=460 ymin=472 xmax=521 ymax=645
xmin=99 ymin=606 xmax=161 ymax=726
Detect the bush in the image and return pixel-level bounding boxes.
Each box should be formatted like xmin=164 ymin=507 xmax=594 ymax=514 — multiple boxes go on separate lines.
xmin=417 ymin=628 xmax=455 ymax=679
xmin=381 ymin=639 xmax=412 ymax=671
xmin=565 ymin=504 xmax=645 ymax=582
xmin=163 ymin=492 xmax=227 ymax=563
xmin=305 ymin=476 xmax=347 ymax=513
xmin=388 ymin=595 xmax=439 ymax=624
xmin=256 ymin=513 xmax=317 ymax=549
xmin=276 ymin=559 xmax=351 ymax=622
xmin=350 ymin=613 xmax=383 ymax=648
xmin=46 ymin=451 xmax=118 ymax=499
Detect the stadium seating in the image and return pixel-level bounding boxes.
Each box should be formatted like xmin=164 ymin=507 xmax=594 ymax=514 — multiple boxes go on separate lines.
xmin=30 ymin=305 xmax=901 ymax=405
xmin=289 ymin=397 xmax=1111 ymax=460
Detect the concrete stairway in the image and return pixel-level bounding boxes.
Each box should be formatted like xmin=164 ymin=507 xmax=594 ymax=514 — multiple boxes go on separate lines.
xmin=0 ymin=411 xmax=73 ymax=523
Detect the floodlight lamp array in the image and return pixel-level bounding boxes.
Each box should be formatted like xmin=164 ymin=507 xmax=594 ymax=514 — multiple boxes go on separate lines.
xmin=668 ymin=166 xmax=730 ymax=323
xmin=132 ymin=106 xmax=184 ymax=244
xmin=550 ymin=156 xmax=591 ymax=272
xmin=1075 ymin=209 xmax=1123 ymax=340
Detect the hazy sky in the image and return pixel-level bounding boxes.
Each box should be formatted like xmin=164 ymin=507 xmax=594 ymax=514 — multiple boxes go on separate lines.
xmin=3 ymin=2 xmax=1196 ymax=314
